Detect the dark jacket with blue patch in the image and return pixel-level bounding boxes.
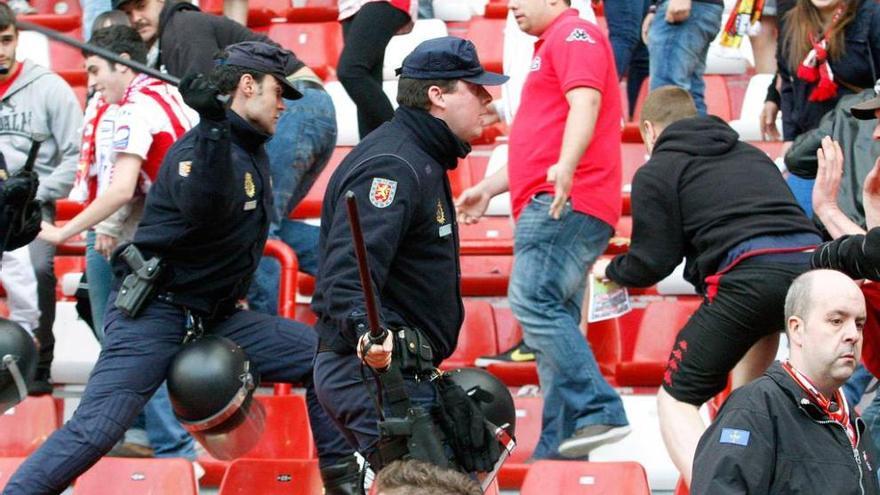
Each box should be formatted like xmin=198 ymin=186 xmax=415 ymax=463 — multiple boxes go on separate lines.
xmin=312 ymin=106 xmax=468 ymax=362
xmin=113 ymin=110 xmax=273 ymax=317
xmin=692 ymin=361 xmax=880 ymax=495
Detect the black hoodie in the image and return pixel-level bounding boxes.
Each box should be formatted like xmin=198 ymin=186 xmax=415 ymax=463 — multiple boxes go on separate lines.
xmin=607 ymin=116 xmax=819 ymax=292
xmin=156 ymin=1 xmax=305 ymax=78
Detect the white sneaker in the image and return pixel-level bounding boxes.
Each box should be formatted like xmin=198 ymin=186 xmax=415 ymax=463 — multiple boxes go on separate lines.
xmin=558 ymin=424 xmax=632 ymax=458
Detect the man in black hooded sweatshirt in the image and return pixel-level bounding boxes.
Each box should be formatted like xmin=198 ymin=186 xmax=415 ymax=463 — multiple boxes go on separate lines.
xmin=592 ymin=86 xmax=822 ymax=486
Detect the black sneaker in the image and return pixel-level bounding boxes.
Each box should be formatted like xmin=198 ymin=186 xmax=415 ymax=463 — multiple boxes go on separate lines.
xmin=27 ymin=368 xmax=52 ymax=396
xmin=474 ymin=341 xmax=536 ymax=367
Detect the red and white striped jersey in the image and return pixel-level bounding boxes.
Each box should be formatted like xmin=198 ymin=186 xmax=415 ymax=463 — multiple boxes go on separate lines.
xmin=99 ymin=74 xmax=198 ymax=196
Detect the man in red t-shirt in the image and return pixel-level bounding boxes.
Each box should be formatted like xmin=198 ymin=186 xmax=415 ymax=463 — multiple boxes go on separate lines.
xmin=456 ymin=0 xmax=629 ymax=460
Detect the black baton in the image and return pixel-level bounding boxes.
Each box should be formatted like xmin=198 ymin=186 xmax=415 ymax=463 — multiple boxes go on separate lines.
xmin=345 ymin=191 xmax=387 ymax=346
xmin=18 ymin=21 xmax=230 ymax=104
xmin=18 ymin=20 xmax=180 ymax=86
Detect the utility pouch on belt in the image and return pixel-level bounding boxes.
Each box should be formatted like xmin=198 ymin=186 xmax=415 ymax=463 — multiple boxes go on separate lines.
xmin=115 ymin=244 xmax=163 ymax=318
xmin=391 ymin=326 xmax=434 ymax=374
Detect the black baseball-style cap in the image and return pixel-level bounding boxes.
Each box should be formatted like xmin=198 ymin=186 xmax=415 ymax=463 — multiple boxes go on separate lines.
xmin=111 ymin=0 xmax=131 ymax=9
xmin=851 ymin=96 xmax=880 ymax=120
xmin=216 ymin=41 xmax=302 ymax=100
xmin=849 ymin=79 xmax=880 ymax=120
xmin=396 ymin=36 xmax=508 ymax=86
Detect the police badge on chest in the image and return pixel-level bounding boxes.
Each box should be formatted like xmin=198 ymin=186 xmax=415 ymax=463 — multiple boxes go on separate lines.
xmin=436 ymin=200 xmax=452 ymax=238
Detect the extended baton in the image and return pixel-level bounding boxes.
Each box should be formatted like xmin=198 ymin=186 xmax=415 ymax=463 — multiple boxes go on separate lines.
xmin=345 ymin=191 xmax=386 ymax=344
xmin=17 ymin=20 xmax=179 ymax=86
xmin=17 ymin=21 xmax=229 ymax=104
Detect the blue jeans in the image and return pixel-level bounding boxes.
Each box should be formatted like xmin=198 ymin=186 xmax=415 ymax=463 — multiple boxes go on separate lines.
xmin=604 ymin=0 xmax=651 ymax=118
xmin=508 ymin=195 xmax=629 ymax=459
xmin=648 ymin=1 xmax=722 ymax=115
xmin=81 ymin=0 xmax=110 ymax=41
xmin=85 ymin=231 xmax=112 ymax=342
xmin=85 ymin=231 xmax=196 ymax=460
xmin=250 ymin=84 xmax=336 ymax=315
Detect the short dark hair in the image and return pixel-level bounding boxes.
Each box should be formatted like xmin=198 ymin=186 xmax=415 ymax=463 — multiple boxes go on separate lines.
xmin=639 ymin=86 xmax=698 ymax=128
xmin=91 ymin=10 xmax=131 ymax=32
xmin=375 ymin=460 xmax=482 ymax=495
xmin=397 ymin=77 xmax=458 ymax=111
xmin=0 ymin=3 xmax=16 ymax=33
xmin=209 ymin=49 xmax=269 ymax=96
xmin=85 ymin=25 xmax=147 ymax=65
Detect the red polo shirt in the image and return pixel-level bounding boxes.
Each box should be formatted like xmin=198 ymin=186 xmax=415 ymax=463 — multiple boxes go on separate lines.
xmin=507 ymin=9 xmax=622 ymax=226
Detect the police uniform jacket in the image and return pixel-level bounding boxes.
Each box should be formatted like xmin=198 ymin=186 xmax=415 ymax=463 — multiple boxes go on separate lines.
xmin=691 ymin=361 xmax=880 ymax=494
xmin=113 ymin=110 xmax=273 ymax=317
xmin=312 ymin=106 xmax=468 ymax=363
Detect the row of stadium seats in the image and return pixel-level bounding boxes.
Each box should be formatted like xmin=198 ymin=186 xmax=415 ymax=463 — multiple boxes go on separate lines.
xmin=0 ymin=393 xmax=654 ymax=492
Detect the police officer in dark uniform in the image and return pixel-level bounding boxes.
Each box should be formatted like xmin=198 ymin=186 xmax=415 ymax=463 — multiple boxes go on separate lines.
xmin=3 ymin=42 xmax=357 ymax=495
xmin=312 ymin=37 xmax=508 ymax=475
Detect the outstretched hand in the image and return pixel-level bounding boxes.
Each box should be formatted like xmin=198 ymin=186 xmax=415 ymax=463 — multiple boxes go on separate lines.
xmin=455 ymin=186 xmax=491 ymax=225
xmin=813 ymin=136 xmax=845 ymax=219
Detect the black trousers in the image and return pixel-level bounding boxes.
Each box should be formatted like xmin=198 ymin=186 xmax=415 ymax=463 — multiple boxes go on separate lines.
xmin=338 ymin=1 xmax=410 ymax=139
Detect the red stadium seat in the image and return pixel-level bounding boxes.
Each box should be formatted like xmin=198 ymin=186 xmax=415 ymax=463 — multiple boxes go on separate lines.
xmin=287 ymin=0 xmax=338 ymax=22
xmin=0 ymin=457 xmax=25 ymax=491
xmin=449 ymin=156 xmax=474 ymax=198
xmin=521 ymin=460 xmax=651 ymax=494
xmin=441 ymin=299 xmax=498 ymax=370
xmin=0 ymin=396 xmax=57 ymax=456
xmin=199 ymin=394 xmax=316 ymax=486
xmin=72 ymin=458 xmax=198 ymax=494
xmin=460 ymin=255 xmax=512 ymax=297
xmin=48 ymin=28 xmax=85 ymax=74
xmin=463 ymin=17 xmax=504 ymax=74
xmin=267 ymin=22 xmax=343 ymax=81
xmin=615 ymin=298 xmax=702 ymax=387
xmin=29 ymin=0 xmax=80 ymax=15
xmin=459 ymin=216 xmax=514 ymax=256
xmin=218 ymin=459 xmax=322 ymax=495
xmin=705 ymin=75 xmax=733 ymax=122
xmin=22 ymin=0 xmax=81 ymax=31
xmin=621 ymin=142 xmax=649 ymax=185
xmin=498 ymin=395 xmax=542 ymax=488
xmin=290 ymin=146 xmax=351 ymax=219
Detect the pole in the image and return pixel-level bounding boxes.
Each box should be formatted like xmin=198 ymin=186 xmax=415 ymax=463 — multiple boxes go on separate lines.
xmin=344 ymin=191 xmax=384 ymax=340
xmin=17 ymin=20 xmax=180 ymax=86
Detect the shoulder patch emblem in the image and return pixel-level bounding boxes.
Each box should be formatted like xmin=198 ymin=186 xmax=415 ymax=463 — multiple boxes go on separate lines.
xmin=719 ymin=428 xmax=750 ymax=446
xmin=244 ymin=172 xmax=256 ymax=198
xmin=566 ymin=28 xmax=595 ymax=43
xmin=178 ymin=161 xmax=192 ymax=177
xmin=370 ymin=178 xmax=397 ymax=208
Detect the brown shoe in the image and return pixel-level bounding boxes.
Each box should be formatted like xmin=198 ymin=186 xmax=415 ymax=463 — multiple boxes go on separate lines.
xmin=106 ymin=442 xmax=155 ymax=458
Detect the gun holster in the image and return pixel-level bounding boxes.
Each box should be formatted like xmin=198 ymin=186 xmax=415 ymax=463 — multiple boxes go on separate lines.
xmin=114 ymin=244 xmax=163 ymax=318
xmin=391 ymin=326 xmax=434 ymax=375
xmin=373 ymin=363 xmax=449 ymax=471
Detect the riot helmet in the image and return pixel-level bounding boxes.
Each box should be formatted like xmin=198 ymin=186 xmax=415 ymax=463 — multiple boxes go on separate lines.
xmin=445 ymin=367 xmax=516 ymax=438
xmin=167 ymin=335 xmax=265 ymax=460
xmin=0 ymin=318 xmax=37 ymax=413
